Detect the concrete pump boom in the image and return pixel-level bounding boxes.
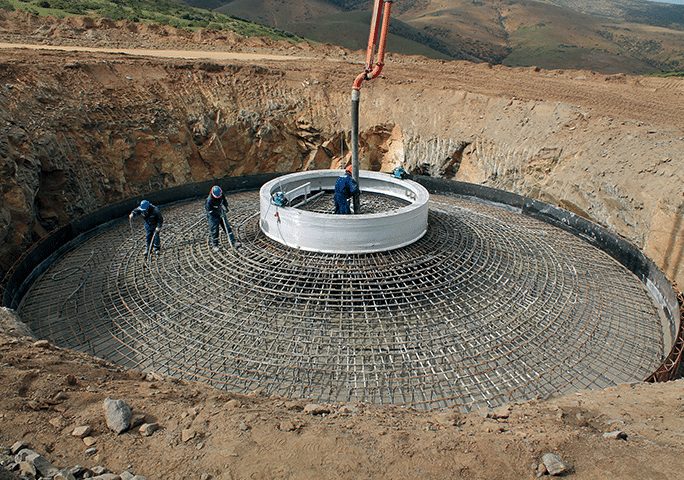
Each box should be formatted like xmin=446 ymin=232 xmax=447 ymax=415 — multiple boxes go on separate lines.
xmin=351 ymin=0 xmax=393 ymax=213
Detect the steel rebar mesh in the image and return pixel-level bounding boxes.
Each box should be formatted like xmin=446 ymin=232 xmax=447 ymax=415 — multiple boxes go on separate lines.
xmin=18 ymin=192 xmax=665 ymax=411
xmin=295 ymin=191 xmax=410 ymax=214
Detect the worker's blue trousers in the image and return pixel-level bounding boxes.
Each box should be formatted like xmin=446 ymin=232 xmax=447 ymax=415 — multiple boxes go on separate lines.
xmin=145 ymin=225 xmax=160 ymax=252
xmin=208 ymin=213 xmax=235 ymax=247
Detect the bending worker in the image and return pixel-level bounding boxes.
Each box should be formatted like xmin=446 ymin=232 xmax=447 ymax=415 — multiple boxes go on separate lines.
xmin=334 ymin=165 xmax=359 ymax=214
xmin=129 ymin=200 xmax=163 ymax=256
xmin=205 ymin=185 xmax=236 ymax=251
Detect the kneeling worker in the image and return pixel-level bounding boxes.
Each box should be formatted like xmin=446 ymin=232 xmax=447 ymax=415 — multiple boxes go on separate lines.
xmin=334 ymin=165 xmax=359 ymax=214
xmin=205 ymin=185 xmax=236 ymax=251
xmin=129 ymin=200 xmax=163 ymax=256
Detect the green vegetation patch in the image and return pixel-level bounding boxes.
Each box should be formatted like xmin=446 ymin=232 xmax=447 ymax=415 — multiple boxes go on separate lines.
xmin=3 ymin=0 xmax=303 ymax=40
xmin=651 ymin=70 xmax=684 ymax=77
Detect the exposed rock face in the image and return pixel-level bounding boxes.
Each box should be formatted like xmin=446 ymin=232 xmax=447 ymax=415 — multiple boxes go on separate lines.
xmin=0 ymin=308 xmax=32 ymax=338
xmin=0 ymin=53 xmax=681 ymax=290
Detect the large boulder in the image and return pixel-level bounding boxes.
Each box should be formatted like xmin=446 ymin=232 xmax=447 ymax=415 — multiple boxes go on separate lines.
xmin=103 ymin=398 xmax=132 ymax=434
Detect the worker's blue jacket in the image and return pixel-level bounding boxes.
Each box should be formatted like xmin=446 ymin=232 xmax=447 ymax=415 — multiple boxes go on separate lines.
xmin=131 ymin=204 xmax=163 ymax=232
xmin=205 ymin=194 xmax=228 ymax=218
xmin=334 ymin=173 xmax=359 ymax=214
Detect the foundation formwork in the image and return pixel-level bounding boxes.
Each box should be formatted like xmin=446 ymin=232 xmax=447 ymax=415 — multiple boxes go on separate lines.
xmin=12 ymin=179 xmax=677 ymax=411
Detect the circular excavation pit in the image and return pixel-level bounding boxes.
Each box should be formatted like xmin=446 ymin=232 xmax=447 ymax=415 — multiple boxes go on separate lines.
xmin=15 ymin=179 xmax=673 ymax=411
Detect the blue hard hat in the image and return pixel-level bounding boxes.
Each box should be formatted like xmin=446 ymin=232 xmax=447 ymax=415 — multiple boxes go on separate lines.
xmin=139 ymin=200 xmax=150 ymax=211
xmin=211 ymin=185 xmax=223 ymax=198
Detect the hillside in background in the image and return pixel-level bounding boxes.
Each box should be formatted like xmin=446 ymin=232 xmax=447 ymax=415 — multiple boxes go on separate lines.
xmin=0 ymin=0 xmax=301 ymax=40
xmin=187 ymin=0 xmax=684 ymax=73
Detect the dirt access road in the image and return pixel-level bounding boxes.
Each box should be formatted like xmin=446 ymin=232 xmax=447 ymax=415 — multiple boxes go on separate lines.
xmin=0 ymin=42 xmax=310 ymax=62
xmin=1 ymin=40 xmax=683 ymax=133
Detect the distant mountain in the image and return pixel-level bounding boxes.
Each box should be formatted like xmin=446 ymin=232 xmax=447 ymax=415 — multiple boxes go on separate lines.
xmin=189 ymin=1 xmax=684 ymax=73
xmin=546 ymin=0 xmax=684 ymax=27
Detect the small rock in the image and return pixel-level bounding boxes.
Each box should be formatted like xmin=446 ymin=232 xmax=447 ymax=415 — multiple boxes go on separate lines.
xmin=536 ymin=462 xmax=548 ymax=477
xmin=103 ymin=398 xmax=132 ymax=434
xmin=131 ymin=476 xmax=146 ymax=480
xmin=486 ymin=406 xmax=511 ymax=420
xmin=200 ymin=474 xmax=212 ymax=480
xmin=32 ymin=339 xmax=50 ymax=348
xmin=278 ymin=420 xmax=301 ymax=432
xmin=284 ymin=401 xmax=303 ymax=412
xmin=0 ymin=452 xmax=12 ymax=466
xmin=83 ymin=436 xmax=97 ymax=447
xmin=69 ymin=465 xmax=89 ymax=477
xmin=303 ymin=404 xmax=331 ymax=415
xmin=92 ymin=466 xmax=109 ymax=475
xmin=225 ymin=399 xmax=241 ymax=409
xmin=92 ymin=474 xmax=121 ymax=480
xmin=337 ymin=405 xmax=358 ymax=415
xmin=22 ymin=451 xmax=57 ymax=477
xmin=120 ymin=472 xmax=135 ymax=480
xmin=49 ymin=416 xmax=65 ymax=428
xmin=54 ymin=469 xmax=77 ymax=480
xmin=130 ymin=414 xmax=146 ymax=429
xmin=10 ymin=441 xmax=28 ymax=455
xmin=64 ymin=374 xmax=79 ymax=386
xmin=53 ymin=391 xmax=69 ymax=402
xmin=144 ymin=372 xmax=164 ymax=382
xmin=19 ymin=461 xmax=37 ymax=477
xmin=196 ymin=442 xmax=204 ymax=450
xmin=139 ymin=423 xmax=159 ymax=437
xmin=238 ymin=422 xmax=250 ymax=432
xmin=181 ymin=428 xmax=196 ymax=442
xmin=542 ymin=453 xmax=571 ymax=476
xmin=85 ymin=447 xmax=98 ymax=456
xmin=72 ymin=425 xmax=92 ymax=438
xmin=603 ymin=430 xmax=628 ymax=440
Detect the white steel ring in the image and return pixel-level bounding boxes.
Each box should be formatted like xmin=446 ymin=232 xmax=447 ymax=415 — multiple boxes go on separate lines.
xmin=259 ymin=170 xmax=429 ymax=254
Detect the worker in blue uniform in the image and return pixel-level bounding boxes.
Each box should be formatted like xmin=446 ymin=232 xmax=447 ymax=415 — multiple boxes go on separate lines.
xmin=129 ymin=199 xmax=164 ymax=255
xmin=334 ymin=165 xmax=359 ymax=214
xmin=205 ymin=185 xmax=235 ymax=251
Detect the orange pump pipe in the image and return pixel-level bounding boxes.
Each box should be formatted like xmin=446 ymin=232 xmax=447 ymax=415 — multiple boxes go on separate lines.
xmin=353 ymin=0 xmax=393 ymax=91
xmin=351 ymin=1 xmax=392 ymax=214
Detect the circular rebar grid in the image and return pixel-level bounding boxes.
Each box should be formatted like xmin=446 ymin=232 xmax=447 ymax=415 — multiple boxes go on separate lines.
xmin=18 ymin=192 xmax=665 ymax=411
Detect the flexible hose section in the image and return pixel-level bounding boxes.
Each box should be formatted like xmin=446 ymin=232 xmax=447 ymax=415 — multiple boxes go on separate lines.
xmin=351 ymin=0 xmax=393 ymax=214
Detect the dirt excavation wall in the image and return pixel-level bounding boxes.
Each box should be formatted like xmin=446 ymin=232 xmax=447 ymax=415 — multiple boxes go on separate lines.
xmin=0 ymin=50 xmax=682 ymax=288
